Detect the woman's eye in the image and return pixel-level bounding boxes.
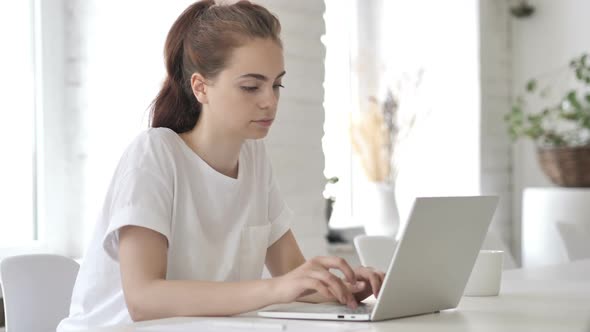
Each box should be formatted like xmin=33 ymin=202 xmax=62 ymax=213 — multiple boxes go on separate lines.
xmin=273 ymin=84 xmax=285 ymax=89
xmin=241 ymin=86 xmax=259 ymax=92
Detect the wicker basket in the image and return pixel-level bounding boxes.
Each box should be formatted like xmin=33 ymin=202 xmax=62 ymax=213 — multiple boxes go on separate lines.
xmin=537 ymin=146 xmax=590 ymax=187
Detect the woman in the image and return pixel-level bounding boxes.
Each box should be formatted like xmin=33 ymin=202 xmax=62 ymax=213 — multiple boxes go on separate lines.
xmin=58 ymin=1 xmax=384 ymax=330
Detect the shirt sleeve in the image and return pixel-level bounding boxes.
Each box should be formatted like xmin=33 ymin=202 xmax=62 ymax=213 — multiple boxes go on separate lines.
xmin=263 ymin=143 xmax=294 ymax=247
xmin=102 ymin=167 xmax=173 ymax=261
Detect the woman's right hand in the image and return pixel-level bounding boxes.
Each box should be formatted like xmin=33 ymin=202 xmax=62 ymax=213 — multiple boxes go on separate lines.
xmin=271 ymin=256 xmax=363 ymax=309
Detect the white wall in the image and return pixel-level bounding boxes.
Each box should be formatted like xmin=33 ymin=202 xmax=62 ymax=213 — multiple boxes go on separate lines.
xmin=257 ymin=0 xmax=328 ymax=258
xmin=479 ymin=0 xmax=514 ymax=265
xmin=510 ymin=0 xmax=590 ymax=264
xmin=48 ymin=0 xmax=327 ymax=258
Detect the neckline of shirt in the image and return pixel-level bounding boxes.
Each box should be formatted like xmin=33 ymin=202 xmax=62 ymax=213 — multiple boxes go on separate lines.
xmin=162 ymin=128 xmax=245 ymax=187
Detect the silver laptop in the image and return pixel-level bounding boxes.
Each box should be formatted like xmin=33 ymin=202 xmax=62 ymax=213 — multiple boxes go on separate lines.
xmin=258 ymin=195 xmax=499 ymax=321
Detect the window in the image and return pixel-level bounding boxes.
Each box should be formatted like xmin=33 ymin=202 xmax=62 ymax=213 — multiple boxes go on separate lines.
xmin=322 ymin=0 xmax=358 ymax=229
xmin=0 ymin=0 xmax=38 ymax=247
xmin=323 ymin=0 xmax=482 ymax=233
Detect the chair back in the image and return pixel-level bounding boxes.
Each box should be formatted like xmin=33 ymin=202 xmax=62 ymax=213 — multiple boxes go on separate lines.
xmin=0 ymin=254 xmax=79 ymax=332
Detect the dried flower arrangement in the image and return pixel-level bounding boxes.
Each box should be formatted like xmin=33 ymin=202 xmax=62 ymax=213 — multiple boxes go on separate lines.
xmin=350 ymin=70 xmax=425 ymax=184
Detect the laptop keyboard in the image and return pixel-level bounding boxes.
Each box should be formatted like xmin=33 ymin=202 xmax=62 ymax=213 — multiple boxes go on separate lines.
xmin=342 ymin=304 xmax=373 ymax=314
xmin=288 ymin=303 xmax=374 ymax=315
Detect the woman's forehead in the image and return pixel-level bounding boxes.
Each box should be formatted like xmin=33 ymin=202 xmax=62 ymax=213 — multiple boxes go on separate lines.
xmin=223 ymin=39 xmax=284 ymax=78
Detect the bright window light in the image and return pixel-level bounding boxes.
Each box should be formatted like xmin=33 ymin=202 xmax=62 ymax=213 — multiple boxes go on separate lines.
xmin=323 ymin=0 xmax=481 ymax=230
xmin=0 ymin=0 xmax=37 ymax=246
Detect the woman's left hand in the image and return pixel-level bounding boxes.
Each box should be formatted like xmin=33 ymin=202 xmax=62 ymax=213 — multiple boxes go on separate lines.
xmin=349 ymin=266 xmax=386 ymax=302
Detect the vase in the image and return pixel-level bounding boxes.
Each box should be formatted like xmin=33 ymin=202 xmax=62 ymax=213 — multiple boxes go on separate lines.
xmin=537 ymin=146 xmax=590 ymax=187
xmin=360 ymin=181 xmax=400 ymax=237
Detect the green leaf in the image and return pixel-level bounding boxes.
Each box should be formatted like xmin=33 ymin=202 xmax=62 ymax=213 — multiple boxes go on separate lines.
xmin=585 ymin=93 xmax=590 ymax=104
xmin=582 ymin=54 xmax=588 ymax=66
xmin=560 ymin=112 xmax=578 ymax=120
xmin=508 ymin=127 xmax=519 ymax=141
xmin=525 ymin=125 xmax=543 ymax=139
xmin=511 ymin=104 xmax=523 ymax=115
xmin=327 ymin=177 xmax=339 ymax=183
xmin=576 ymin=68 xmax=583 ymax=80
xmin=544 ymin=132 xmax=567 ymax=147
xmin=567 ymin=90 xmax=582 ymax=110
xmin=526 ymin=79 xmax=537 ymax=92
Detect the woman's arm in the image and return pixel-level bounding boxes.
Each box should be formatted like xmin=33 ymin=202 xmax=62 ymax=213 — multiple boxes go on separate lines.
xmin=265 ymin=230 xmax=321 ymax=303
xmin=265 ymin=230 xmax=306 ymax=276
xmin=118 ymin=225 xmax=278 ymax=321
xmin=119 ymin=226 xmax=361 ymax=322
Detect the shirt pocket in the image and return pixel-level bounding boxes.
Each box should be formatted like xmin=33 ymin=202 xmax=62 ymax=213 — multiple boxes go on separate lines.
xmin=239 ymin=223 xmax=271 ymax=280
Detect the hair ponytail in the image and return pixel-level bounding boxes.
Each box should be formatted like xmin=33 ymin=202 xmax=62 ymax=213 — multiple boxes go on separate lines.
xmin=149 ymin=0 xmax=282 ymax=133
xmin=150 ymin=0 xmax=213 ymax=133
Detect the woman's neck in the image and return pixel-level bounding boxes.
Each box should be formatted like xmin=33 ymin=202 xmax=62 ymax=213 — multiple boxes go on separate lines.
xmin=180 ymin=120 xmax=243 ymax=179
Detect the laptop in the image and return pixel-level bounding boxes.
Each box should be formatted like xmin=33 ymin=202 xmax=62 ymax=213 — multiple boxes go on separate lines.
xmin=258 ymin=195 xmax=499 ymax=321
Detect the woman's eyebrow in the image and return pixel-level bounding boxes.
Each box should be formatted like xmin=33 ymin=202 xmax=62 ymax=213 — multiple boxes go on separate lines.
xmin=237 ymin=71 xmax=286 ymax=81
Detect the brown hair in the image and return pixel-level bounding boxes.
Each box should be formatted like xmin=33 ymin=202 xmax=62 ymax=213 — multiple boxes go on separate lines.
xmin=149 ymin=0 xmax=282 ymax=133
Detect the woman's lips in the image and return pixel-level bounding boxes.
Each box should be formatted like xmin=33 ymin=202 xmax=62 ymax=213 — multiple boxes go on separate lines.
xmin=253 ymin=119 xmax=274 ymax=128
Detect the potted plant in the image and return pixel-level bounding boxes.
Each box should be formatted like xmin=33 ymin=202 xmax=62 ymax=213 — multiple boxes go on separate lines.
xmin=350 ymin=96 xmax=400 ymax=237
xmin=505 ymin=52 xmax=590 ymax=187
xmin=323 ymin=176 xmax=347 ymax=243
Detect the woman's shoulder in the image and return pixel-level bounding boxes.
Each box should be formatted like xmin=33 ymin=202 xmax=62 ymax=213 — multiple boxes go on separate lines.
xmin=118 ymin=127 xmax=181 ymax=173
xmin=126 ymin=127 xmax=179 ymax=153
xmin=132 ymin=126 xmax=178 ymax=143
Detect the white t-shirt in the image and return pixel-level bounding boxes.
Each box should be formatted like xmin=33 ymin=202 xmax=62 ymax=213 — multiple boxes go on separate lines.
xmin=57 ymin=127 xmax=293 ymax=331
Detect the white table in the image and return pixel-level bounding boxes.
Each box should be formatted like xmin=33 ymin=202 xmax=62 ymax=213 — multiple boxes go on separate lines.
xmin=85 ymin=260 xmax=590 ymax=332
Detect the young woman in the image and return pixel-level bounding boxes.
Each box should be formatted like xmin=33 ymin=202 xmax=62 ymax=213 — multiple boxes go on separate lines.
xmin=58 ymin=1 xmax=384 ymax=330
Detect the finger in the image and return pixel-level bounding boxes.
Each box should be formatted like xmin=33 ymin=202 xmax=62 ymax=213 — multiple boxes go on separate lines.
xmin=363 ymin=267 xmax=385 ymax=284
xmin=345 ymin=280 xmax=366 ymax=293
xmin=309 ymin=270 xmax=353 ymax=305
xmin=311 ymin=256 xmax=356 ymax=284
xmin=368 ymin=272 xmax=382 ymax=297
xmin=302 ymin=278 xmax=332 ymax=300
xmin=357 ymin=268 xmax=383 ymax=297
xmin=309 ymin=270 xmax=347 ymax=304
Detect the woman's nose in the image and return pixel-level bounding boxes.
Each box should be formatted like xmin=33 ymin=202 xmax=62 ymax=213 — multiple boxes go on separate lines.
xmin=259 ymin=87 xmax=279 ymax=109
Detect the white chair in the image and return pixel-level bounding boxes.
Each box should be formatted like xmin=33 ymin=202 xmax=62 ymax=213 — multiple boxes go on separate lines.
xmin=556 ymin=221 xmax=590 ymax=261
xmin=353 ymin=235 xmax=397 ymax=272
xmin=522 ymin=187 xmax=590 ymax=267
xmin=0 ymin=254 xmax=79 ymax=332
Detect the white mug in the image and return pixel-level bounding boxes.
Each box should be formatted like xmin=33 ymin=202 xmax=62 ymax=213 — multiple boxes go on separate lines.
xmin=464 ymin=250 xmax=504 ymax=296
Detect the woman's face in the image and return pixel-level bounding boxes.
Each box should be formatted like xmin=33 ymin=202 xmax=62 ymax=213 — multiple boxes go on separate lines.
xmin=200 ymin=38 xmax=285 ymax=140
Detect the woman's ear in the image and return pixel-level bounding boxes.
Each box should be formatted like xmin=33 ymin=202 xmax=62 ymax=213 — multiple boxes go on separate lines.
xmin=191 ymin=73 xmax=208 ymax=104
